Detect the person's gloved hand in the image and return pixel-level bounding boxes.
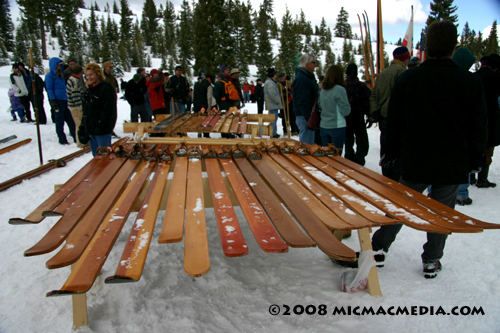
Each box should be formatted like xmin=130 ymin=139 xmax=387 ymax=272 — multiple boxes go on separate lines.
xmin=50 ymin=100 xmax=59 ymax=111
xmin=379 ymin=154 xmax=400 ymax=168
xmin=366 ymin=110 xmax=382 ymax=128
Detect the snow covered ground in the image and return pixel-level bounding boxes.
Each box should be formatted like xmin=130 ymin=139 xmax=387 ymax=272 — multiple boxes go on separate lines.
xmin=0 ymin=62 xmax=500 ymax=333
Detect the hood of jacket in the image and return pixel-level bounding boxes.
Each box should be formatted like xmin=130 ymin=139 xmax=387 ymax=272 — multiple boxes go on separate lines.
xmin=49 ymin=57 xmax=63 ymax=75
xmin=452 ymin=48 xmax=476 ymax=71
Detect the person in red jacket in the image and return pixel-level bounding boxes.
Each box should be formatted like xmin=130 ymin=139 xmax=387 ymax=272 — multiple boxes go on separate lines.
xmin=146 ymin=69 xmax=166 ymax=117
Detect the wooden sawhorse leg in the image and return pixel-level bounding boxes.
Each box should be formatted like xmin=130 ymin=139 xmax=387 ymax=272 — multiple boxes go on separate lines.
xmin=333 ymin=228 xmax=382 ymax=296
xmin=71 ymin=264 xmax=88 ymax=329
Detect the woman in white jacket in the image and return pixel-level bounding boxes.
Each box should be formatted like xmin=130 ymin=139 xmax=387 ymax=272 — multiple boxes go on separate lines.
xmin=264 ymin=68 xmax=283 ymax=138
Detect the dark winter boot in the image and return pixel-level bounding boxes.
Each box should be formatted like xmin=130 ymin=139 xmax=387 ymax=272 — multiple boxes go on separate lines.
xmin=423 ymin=260 xmax=442 ymax=279
xmin=11 ymin=115 xmax=17 ymax=121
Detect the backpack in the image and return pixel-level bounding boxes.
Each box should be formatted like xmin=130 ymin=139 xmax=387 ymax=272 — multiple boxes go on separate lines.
xmin=223 ymin=80 xmax=240 ymax=101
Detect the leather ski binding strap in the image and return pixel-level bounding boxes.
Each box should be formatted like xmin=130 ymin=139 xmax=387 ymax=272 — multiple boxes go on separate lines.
xmin=266 ymin=142 xmax=279 ymax=153
xmin=114 ymin=145 xmax=129 ymax=158
xmin=292 ymin=143 xmax=310 ymax=156
xmin=230 ymin=144 xmax=245 ymax=158
xmin=158 ymin=147 xmax=173 ymax=161
xmin=325 ymin=144 xmax=340 ymax=156
xmin=186 ymin=146 xmax=202 ymax=160
xmin=255 ymin=141 xmax=267 ymax=153
xmin=245 ymin=146 xmax=262 ymax=160
xmin=202 ymin=146 xmax=217 ymax=159
xmin=129 ymin=144 xmax=145 ymax=160
xmin=216 ymin=146 xmax=231 ymax=159
xmin=309 ymin=144 xmax=325 ymax=157
xmin=279 ymin=142 xmax=292 ymax=154
xmin=174 ymin=144 xmax=188 ymax=157
xmin=95 ymin=147 xmax=111 ymax=156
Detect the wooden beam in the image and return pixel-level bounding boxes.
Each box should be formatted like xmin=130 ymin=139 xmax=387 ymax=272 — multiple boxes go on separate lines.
xmin=357 ymin=228 xmax=382 ymax=297
xmin=71 ymin=264 xmax=88 ymax=329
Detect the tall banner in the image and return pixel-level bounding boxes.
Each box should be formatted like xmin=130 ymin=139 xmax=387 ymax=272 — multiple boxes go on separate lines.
xmin=402 ymin=6 xmax=414 ymax=56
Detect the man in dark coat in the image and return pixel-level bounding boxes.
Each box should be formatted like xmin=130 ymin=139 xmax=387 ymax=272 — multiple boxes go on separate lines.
xmin=374 ymin=20 xmax=487 ymax=278
xmin=473 ymin=54 xmax=500 ymax=188
xmin=164 ymin=65 xmax=190 ymax=115
xmin=125 ymin=74 xmax=150 ymax=122
xmin=255 ymin=78 xmax=264 ymax=114
xmin=344 ymin=63 xmax=371 ymax=166
xmin=193 ymin=75 xmax=214 ymax=112
xmin=292 ymin=53 xmax=318 ymax=144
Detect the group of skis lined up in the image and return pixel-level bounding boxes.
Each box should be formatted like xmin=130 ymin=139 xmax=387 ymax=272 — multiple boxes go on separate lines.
xmin=9 ymin=138 xmax=499 ymax=297
xmin=126 ymin=107 xmax=275 ymax=141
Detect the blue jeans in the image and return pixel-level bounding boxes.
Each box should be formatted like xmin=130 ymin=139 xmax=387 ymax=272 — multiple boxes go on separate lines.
xmin=457 ymin=174 xmax=471 ymax=200
xmin=55 ymin=99 xmax=76 ymax=144
xmin=11 ymin=108 xmax=24 ymax=120
xmin=270 ymin=109 xmax=279 ymax=136
xmin=173 ymin=101 xmax=186 ymax=115
xmin=90 ymin=134 xmax=112 ymax=156
xmin=296 ymin=115 xmax=315 ymax=145
xmin=243 ymin=91 xmax=250 ymax=103
xmin=320 ymin=127 xmax=346 ymax=152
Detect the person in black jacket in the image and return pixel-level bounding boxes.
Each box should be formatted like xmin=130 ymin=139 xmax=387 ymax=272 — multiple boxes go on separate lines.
xmin=125 ymin=74 xmax=150 ymax=122
xmin=344 ymin=63 xmax=371 ymax=166
xmin=473 ymin=54 xmax=500 ymax=188
xmin=81 ymin=63 xmax=117 ymax=156
xmin=193 ymin=75 xmax=215 ymax=112
xmin=255 ymin=78 xmax=264 ymax=114
xmin=33 ymin=73 xmax=47 ymax=124
xmin=375 ymin=20 xmax=486 ymax=278
xmin=164 ymin=65 xmax=190 ymax=115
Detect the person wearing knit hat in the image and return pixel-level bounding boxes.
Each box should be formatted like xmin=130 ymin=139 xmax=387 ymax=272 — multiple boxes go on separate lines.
xmin=146 ymin=69 xmax=166 ymax=117
xmin=12 ymin=63 xmax=19 ymax=69
xmin=346 ymin=63 xmax=358 ymax=77
xmin=230 ymin=68 xmax=244 ymax=108
xmin=393 ymin=46 xmax=410 ymax=62
xmin=9 ymin=62 xmax=29 ymax=122
xmin=255 ymin=78 xmax=264 ymax=114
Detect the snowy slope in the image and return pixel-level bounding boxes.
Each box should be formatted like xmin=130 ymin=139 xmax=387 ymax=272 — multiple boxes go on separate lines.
xmin=0 ymin=60 xmax=500 ymax=333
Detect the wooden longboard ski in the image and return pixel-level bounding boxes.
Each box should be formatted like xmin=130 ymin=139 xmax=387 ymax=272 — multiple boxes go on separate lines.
xmin=9 ymin=149 xmax=110 ymax=224
xmin=183 ymin=152 xmax=210 ymax=277
xmin=248 ymin=156 xmax=355 ymax=260
xmin=204 ymin=156 xmax=249 ymax=257
xmin=280 ymin=153 xmax=395 ymax=225
xmin=330 ymin=155 xmax=500 ymax=230
xmin=24 ymin=150 xmax=131 ymax=256
xmin=219 ymin=158 xmax=288 ymax=253
xmin=300 ymin=155 xmax=451 ymax=234
xmin=153 ymin=114 xmax=184 ymax=132
xmin=105 ymin=156 xmax=171 ymax=283
xmin=158 ymin=151 xmax=188 ymax=243
xmin=46 ymin=159 xmax=156 ymax=296
xmin=0 ymin=135 xmax=17 ymax=144
xmin=317 ymin=155 xmax=480 ymax=233
xmin=257 ymin=154 xmax=351 ymax=230
xmin=232 ymin=154 xmax=315 ymax=248
xmin=268 ymin=152 xmax=373 ymax=228
xmin=45 ymin=157 xmax=143 ymax=269
xmin=0 ymin=138 xmax=32 ymax=155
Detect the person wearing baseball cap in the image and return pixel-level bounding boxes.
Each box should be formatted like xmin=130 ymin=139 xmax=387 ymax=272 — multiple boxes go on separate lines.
xmin=102 ymin=61 xmax=119 ymax=97
xmin=230 ymin=68 xmax=244 ymax=108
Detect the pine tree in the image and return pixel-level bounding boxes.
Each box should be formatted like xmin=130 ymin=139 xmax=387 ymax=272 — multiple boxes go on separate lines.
xmin=113 ymin=0 xmax=119 ymax=14
xmin=141 ymin=0 xmax=158 ymax=52
xmin=87 ymin=5 xmax=101 ymax=62
xmin=12 ymin=20 xmax=29 ymax=63
xmin=118 ymin=0 xmax=133 ymax=71
xmin=30 ymin=34 xmax=44 ymax=74
xmin=177 ymin=0 xmax=193 ymax=76
xmin=100 ymin=19 xmax=111 ymax=61
xmin=255 ymin=2 xmax=273 ymax=79
xmin=335 ymin=7 xmax=352 ymax=38
xmin=325 ymin=45 xmax=336 ymax=68
xmin=341 ymin=38 xmax=351 ymax=67
xmin=18 ymin=0 xmax=66 ymax=59
xmin=238 ymin=0 xmax=256 ymax=78
xmin=130 ymin=19 xmax=146 ymax=67
xmin=61 ymin=1 xmax=83 ymax=63
xmin=319 ymin=17 xmax=328 ymax=50
xmin=485 ymin=20 xmax=499 ymax=55
xmin=459 ymin=22 xmax=474 ymax=50
xmin=163 ymin=0 xmax=177 ymax=72
xmin=423 ymin=0 xmax=458 ymax=45
xmin=278 ymin=7 xmax=302 ymax=76
xmin=94 ymin=2 xmax=100 ymax=11
xmin=0 ymin=0 xmax=15 ymax=51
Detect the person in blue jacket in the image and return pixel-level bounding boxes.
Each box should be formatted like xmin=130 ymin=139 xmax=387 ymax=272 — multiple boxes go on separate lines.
xmin=45 ymin=57 xmax=76 ymax=145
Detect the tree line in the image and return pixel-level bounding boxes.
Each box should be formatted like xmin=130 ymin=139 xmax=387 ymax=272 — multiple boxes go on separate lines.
xmin=0 ymin=0 xmax=498 ymax=80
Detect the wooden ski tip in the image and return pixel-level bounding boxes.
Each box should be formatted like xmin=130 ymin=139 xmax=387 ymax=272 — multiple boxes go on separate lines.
xmin=41 ymin=211 xmax=63 ymax=217
xmin=8 ymin=217 xmax=40 ymax=225
xmin=104 ymin=275 xmax=137 ymax=284
xmin=46 ymin=289 xmax=82 ymax=297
